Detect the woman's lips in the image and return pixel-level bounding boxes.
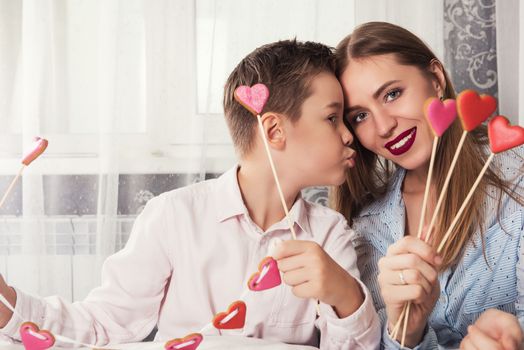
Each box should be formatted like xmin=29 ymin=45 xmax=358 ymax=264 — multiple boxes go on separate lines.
xmin=385 ymin=127 xmax=417 ymax=156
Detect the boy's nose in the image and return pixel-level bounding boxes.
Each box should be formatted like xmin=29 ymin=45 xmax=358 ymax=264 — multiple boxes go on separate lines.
xmin=340 ymin=124 xmax=354 ymax=146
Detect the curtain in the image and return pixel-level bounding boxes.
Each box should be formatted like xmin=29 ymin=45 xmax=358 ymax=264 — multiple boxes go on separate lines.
xmin=495 ymin=0 xmax=523 ymax=125
xmin=0 ymin=0 xmax=456 ymax=302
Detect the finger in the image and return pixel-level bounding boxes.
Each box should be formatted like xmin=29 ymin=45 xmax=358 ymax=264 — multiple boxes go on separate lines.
xmin=272 ymin=240 xmax=318 ymax=260
xmin=468 ymin=325 xmax=504 ymax=350
xmin=476 ymin=309 xmax=523 ymax=342
xmin=387 ymin=236 xmax=442 ymax=266
xmin=379 ymin=268 xmax=432 ymax=295
xmin=380 ymin=284 xmax=428 ymax=304
xmin=277 ymin=254 xmax=307 ymax=273
xmin=281 ymin=267 xmax=310 ymax=287
xmin=501 ymin=335 xmax=521 ymax=350
xmin=290 ymin=281 xmax=314 ymax=299
xmin=461 ymin=335 xmax=480 ymax=350
xmin=379 ymin=254 xmax=438 ymax=285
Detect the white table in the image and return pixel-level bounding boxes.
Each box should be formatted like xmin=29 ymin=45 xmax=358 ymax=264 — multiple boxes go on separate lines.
xmin=0 ymin=335 xmax=318 ymax=349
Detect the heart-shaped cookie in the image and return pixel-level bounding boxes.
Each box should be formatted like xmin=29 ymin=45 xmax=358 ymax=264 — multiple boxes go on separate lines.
xmin=456 ymin=90 xmax=497 ymax=131
xmin=212 ymin=301 xmax=246 ymax=330
xmin=488 ymin=116 xmax=524 ymax=153
xmin=22 ymin=137 xmax=48 ymax=166
xmin=234 ymin=84 xmax=270 ymax=115
xmin=19 ymin=322 xmax=55 ymax=350
xmin=424 ymin=97 xmax=457 ymax=137
xmin=248 ymin=257 xmax=281 ymax=291
xmin=164 ymin=333 xmax=203 ymax=350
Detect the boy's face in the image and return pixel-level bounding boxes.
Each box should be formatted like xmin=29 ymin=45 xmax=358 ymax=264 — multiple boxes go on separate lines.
xmin=284 ymin=72 xmax=355 ymax=187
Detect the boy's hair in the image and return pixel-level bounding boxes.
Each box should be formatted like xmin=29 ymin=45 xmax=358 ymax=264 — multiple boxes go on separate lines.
xmin=223 ymin=39 xmax=335 ymax=157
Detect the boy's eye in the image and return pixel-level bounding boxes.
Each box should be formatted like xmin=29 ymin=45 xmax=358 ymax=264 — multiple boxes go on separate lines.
xmin=385 ymin=88 xmax=402 ymax=102
xmin=327 ymin=115 xmax=337 ymax=123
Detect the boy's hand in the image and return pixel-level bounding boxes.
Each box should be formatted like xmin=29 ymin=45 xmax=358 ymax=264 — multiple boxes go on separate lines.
xmin=0 ymin=274 xmax=16 ymax=328
xmin=272 ymin=240 xmax=363 ymax=318
xmin=460 ymin=309 xmax=523 ymax=350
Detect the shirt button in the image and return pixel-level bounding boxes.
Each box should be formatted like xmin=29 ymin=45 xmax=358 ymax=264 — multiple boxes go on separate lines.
xmin=267 ymin=237 xmax=283 ymax=257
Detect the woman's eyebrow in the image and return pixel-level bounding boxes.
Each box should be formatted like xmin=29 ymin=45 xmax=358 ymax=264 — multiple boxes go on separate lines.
xmin=344 ymin=79 xmax=402 ymax=115
xmin=373 ymin=80 xmax=401 ymax=99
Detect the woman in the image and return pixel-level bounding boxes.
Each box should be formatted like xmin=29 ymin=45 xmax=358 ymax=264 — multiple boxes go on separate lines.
xmin=332 ymin=22 xmax=524 ymax=349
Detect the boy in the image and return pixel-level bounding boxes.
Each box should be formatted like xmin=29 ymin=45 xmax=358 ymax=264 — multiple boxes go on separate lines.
xmin=0 ymin=40 xmax=379 ymax=349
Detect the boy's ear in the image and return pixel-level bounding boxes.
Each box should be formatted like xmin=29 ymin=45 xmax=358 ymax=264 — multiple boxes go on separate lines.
xmin=428 ymin=59 xmax=447 ymax=98
xmin=259 ymin=112 xmax=286 ymax=150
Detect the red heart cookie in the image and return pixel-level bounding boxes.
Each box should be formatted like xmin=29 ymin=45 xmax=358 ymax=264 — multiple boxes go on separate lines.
xmin=19 ymin=322 xmax=55 ymax=350
xmin=488 ymin=116 xmax=524 ymax=153
xmin=164 ymin=333 xmax=203 ymax=350
xmin=456 ymin=90 xmax=497 ymax=131
xmin=22 ymin=137 xmax=48 ymax=166
xmin=234 ymin=84 xmax=270 ymax=115
xmin=212 ymin=301 xmax=247 ymax=330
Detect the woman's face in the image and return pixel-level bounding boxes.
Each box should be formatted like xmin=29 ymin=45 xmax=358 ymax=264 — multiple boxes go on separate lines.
xmin=339 ymin=53 xmax=443 ymax=171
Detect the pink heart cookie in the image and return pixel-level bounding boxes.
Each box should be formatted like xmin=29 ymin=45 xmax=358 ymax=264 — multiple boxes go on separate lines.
xmin=424 ymin=97 xmax=457 ymax=137
xmin=248 ymin=256 xmax=281 ymax=291
xmin=234 ymin=84 xmax=270 ymax=115
xmin=19 ymin=322 xmax=55 ymax=350
xmin=22 ymin=137 xmax=48 ymax=166
xmin=165 ymin=333 xmax=203 ymax=350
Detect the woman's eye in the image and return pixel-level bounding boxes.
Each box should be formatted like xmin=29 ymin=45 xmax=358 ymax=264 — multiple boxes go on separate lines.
xmin=353 ymin=112 xmax=368 ymax=124
xmin=385 ymin=89 xmax=401 ymax=102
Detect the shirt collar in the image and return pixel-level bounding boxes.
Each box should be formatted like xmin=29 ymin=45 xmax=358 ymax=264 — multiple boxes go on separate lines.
xmin=215 ymin=165 xmax=248 ymax=222
xmin=214 ymin=165 xmax=313 ymax=237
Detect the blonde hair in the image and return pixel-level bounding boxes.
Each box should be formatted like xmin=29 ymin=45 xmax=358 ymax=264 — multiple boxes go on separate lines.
xmin=332 ymin=22 xmax=524 ymax=269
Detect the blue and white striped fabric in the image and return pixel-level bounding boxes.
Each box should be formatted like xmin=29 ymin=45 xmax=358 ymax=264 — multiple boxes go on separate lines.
xmin=351 ymin=146 xmax=524 ymax=349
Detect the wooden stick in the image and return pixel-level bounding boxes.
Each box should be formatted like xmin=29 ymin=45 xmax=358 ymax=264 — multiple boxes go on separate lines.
xmin=0 ymin=165 xmax=25 ymax=210
xmin=437 ymin=153 xmax=495 ymax=254
xmin=425 ymin=130 xmax=468 ymax=243
xmin=390 ymin=303 xmax=408 ymax=339
xmin=401 ymin=302 xmax=411 ymax=347
xmin=399 ymin=136 xmax=438 ymax=347
xmin=417 ymin=136 xmax=438 ymax=239
xmin=257 ymin=115 xmax=297 ymax=240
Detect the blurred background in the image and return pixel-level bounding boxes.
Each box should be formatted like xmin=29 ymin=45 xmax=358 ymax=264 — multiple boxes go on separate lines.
xmin=0 ymin=0 xmax=522 ymax=301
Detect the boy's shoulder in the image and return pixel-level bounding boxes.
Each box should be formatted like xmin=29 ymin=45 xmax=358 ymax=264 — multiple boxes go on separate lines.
xmin=300 ymin=196 xmax=353 ymax=236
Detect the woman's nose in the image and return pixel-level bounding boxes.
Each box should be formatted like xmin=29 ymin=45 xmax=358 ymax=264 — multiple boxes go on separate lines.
xmin=374 ymin=108 xmax=398 ymax=138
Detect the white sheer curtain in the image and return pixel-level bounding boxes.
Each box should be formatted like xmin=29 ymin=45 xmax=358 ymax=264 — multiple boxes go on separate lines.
xmin=0 ymin=0 xmax=444 ymax=301
xmin=496 ymin=0 xmax=523 ymax=126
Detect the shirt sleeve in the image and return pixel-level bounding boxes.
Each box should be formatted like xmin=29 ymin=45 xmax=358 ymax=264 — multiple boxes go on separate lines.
xmin=378 ymin=308 xmax=439 ymax=350
xmin=0 ymin=195 xmax=173 ymax=346
xmin=315 ymin=219 xmax=381 ymax=350
xmin=515 ymin=209 xmax=524 ymax=331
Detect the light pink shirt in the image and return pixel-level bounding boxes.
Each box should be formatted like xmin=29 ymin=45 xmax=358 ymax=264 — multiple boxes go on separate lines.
xmin=1 ymin=166 xmax=380 ymax=349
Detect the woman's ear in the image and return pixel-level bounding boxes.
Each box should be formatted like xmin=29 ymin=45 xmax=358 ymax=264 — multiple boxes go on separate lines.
xmin=428 ymin=59 xmax=447 ymax=98
xmin=259 ymin=112 xmax=286 ymax=150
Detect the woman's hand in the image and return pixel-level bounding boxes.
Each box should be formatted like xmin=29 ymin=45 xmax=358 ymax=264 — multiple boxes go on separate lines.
xmin=378 ymin=236 xmax=441 ymax=347
xmin=0 ymin=274 xmax=16 ymax=328
xmin=273 ymin=240 xmax=364 ymax=318
xmin=460 ymin=309 xmax=523 ymax=350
